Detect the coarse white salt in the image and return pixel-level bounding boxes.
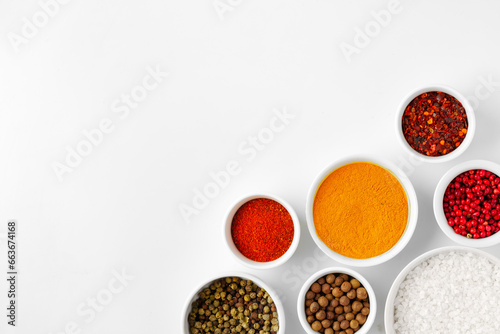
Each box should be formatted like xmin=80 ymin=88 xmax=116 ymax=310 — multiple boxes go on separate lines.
xmin=393 ymin=251 xmax=500 ymax=334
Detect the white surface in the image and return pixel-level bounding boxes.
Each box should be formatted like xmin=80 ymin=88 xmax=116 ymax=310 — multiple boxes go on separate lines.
xmin=1 ymin=0 xmax=500 ymax=333
xmin=305 ymin=155 xmax=418 ymax=267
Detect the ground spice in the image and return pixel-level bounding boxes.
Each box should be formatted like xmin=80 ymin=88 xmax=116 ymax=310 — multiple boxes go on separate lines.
xmin=313 ymin=162 xmax=408 ymax=259
xmin=402 ymin=91 xmax=468 ymax=156
xmin=231 ymin=198 xmax=294 ymax=262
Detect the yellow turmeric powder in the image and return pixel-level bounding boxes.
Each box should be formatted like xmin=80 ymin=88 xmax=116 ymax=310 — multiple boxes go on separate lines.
xmin=313 ymin=162 xmax=408 ymax=259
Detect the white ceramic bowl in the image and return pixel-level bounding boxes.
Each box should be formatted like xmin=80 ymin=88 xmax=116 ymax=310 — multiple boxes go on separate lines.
xmin=224 ymin=194 xmax=300 ymax=269
xmin=433 ymin=160 xmax=500 ymax=247
xmin=306 ymin=156 xmax=418 ymax=267
xmin=384 ymin=246 xmax=500 ymax=333
xmin=297 ymin=267 xmax=377 ymax=334
xmin=181 ymin=272 xmax=285 ymax=334
xmin=395 ymin=85 xmax=476 ymax=163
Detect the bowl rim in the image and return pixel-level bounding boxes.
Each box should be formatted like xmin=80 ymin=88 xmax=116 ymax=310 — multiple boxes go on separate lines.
xmin=297 ymin=266 xmax=377 ymax=334
xmin=395 ymin=84 xmax=476 ymax=163
xmin=433 ymin=159 xmax=500 ymax=247
xmin=181 ymin=271 xmax=286 ymax=334
xmin=384 ymin=246 xmax=500 ymax=334
xmin=223 ymin=193 xmax=301 ymax=269
xmin=305 ymin=155 xmax=418 ymax=267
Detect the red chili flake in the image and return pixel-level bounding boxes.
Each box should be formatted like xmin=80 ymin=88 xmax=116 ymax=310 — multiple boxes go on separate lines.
xmin=443 ymin=169 xmax=500 ymax=239
xmin=231 ymin=198 xmax=294 ymax=262
xmin=402 ymin=91 xmax=468 ymax=156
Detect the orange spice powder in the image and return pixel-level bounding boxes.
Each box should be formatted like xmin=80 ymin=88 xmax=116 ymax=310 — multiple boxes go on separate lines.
xmin=313 ymin=162 xmax=408 ymax=259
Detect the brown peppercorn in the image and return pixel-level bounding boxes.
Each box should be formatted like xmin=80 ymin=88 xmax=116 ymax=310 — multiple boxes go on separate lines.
xmin=337 ymin=314 xmax=345 ymax=322
xmin=343 ymin=305 xmax=352 ymax=313
xmin=307 ymin=315 xmax=315 ymax=324
xmin=316 ymin=310 xmax=326 ymax=321
xmin=335 ymin=306 xmax=344 ymax=314
xmin=325 ymin=293 xmax=333 ymax=301
xmin=345 ymin=329 xmax=354 ymax=334
xmin=326 ymin=274 xmax=335 ymax=284
xmin=340 ymin=274 xmax=349 ymax=281
xmin=311 ymin=283 xmax=321 ymax=293
xmin=327 ymin=305 xmax=334 ymax=312
xmin=345 ymin=313 xmax=354 ymax=321
xmin=305 ymin=308 xmax=312 ymax=316
xmin=356 ymin=288 xmax=368 ymax=300
xmin=341 ymin=281 xmax=352 ymax=293
xmin=356 ymin=313 xmax=367 ymax=325
xmin=346 ymin=289 xmax=356 ymax=299
xmin=333 ymin=321 xmax=341 ymax=331
xmin=330 ymin=299 xmax=339 ymax=307
xmin=311 ymin=320 xmax=322 ymax=331
xmin=361 ymin=307 xmax=370 ymax=316
xmin=310 ymin=302 xmax=320 ymax=313
xmin=332 ymin=287 xmax=343 ymax=298
xmin=305 ymin=299 xmax=313 ymax=307
xmin=318 ymin=296 xmax=329 ymax=308
xmin=350 ymin=279 xmax=361 ymax=289
xmin=327 ymin=311 xmax=335 ymax=320
xmin=322 ymin=283 xmax=332 ymax=294
xmin=340 ymin=319 xmax=350 ymax=330
xmin=325 ymin=328 xmax=334 ymax=334
xmin=335 ymin=277 xmax=344 ymax=287
xmin=352 ymin=301 xmax=363 ymax=313
xmin=339 ymin=296 xmax=350 ymax=306
xmin=321 ymin=319 xmax=332 ymax=328
xmin=306 ymin=291 xmax=315 ymax=300
xmin=318 ymin=277 xmax=326 ymax=285
xmin=350 ymin=319 xmax=359 ymax=329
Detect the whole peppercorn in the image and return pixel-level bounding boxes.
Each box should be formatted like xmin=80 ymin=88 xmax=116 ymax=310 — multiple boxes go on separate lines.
xmin=341 ymin=281 xmax=352 ymax=293
xmin=325 ymin=328 xmax=334 ymax=334
xmin=311 ymin=320 xmax=322 ymax=331
xmin=311 ymin=283 xmax=321 ymax=293
xmin=345 ymin=312 xmax=354 ymax=321
xmin=350 ymin=319 xmax=360 ymax=329
xmin=356 ymin=287 xmax=368 ymax=300
xmin=316 ymin=310 xmax=326 ymax=321
xmin=356 ymin=313 xmax=367 ymax=325
xmin=322 ymin=283 xmax=332 ymax=294
xmin=306 ymin=291 xmax=315 ymax=300
xmin=350 ymin=279 xmax=361 ymax=289
xmin=322 ymin=319 xmax=332 ymax=328
xmin=361 ymin=307 xmax=370 ymax=316
xmin=335 ymin=277 xmax=344 ymax=287
xmin=352 ymin=301 xmax=363 ymax=313
xmin=346 ymin=289 xmax=356 ymax=299
xmin=318 ymin=277 xmax=326 ymax=285
xmin=339 ymin=296 xmax=350 ymax=306
xmin=331 ymin=299 xmax=339 ymax=307
xmin=307 ymin=315 xmax=315 ymax=324
xmin=318 ymin=296 xmax=329 ymax=308
xmin=335 ymin=305 xmax=344 ymax=314
xmin=326 ymin=274 xmax=335 ymax=284
xmin=333 ymin=321 xmax=341 ymax=331
xmin=340 ymin=319 xmax=350 ymax=329
xmin=345 ymin=329 xmax=354 ymax=334
xmin=310 ymin=302 xmax=320 ymax=313
xmin=332 ymin=287 xmax=343 ymax=298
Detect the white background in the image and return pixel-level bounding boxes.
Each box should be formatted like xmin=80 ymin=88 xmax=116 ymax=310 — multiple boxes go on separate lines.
xmin=1 ymin=0 xmax=500 ymax=333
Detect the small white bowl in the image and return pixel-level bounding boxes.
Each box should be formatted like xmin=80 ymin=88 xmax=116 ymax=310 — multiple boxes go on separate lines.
xmin=433 ymin=160 xmax=500 ymax=247
xmin=395 ymin=85 xmax=476 ymax=163
xmin=297 ymin=267 xmax=377 ymax=334
xmin=305 ymin=156 xmax=418 ymax=267
xmin=181 ymin=272 xmax=286 ymax=334
xmin=384 ymin=246 xmax=500 ymax=333
xmin=224 ymin=194 xmax=300 ymax=269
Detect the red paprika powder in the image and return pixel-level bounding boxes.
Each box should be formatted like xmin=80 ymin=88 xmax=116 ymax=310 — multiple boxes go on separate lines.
xmin=402 ymin=91 xmax=468 ymax=156
xmin=231 ymin=198 xmax=294 ymax=262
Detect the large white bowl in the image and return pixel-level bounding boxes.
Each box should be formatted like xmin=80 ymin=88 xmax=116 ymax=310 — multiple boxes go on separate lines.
xmin=384 ymin=246 xmax=500 ymax=334
xmin=224 ymin=194 xmax=301 ymax=269
xmin=305 ymin=156 xmax=418 ymax=267
xmin=395 ymin=85 xmax=476 ymax=163
xmin=433 ymin=159 xmax=500 ymax=247
xmin=297 ymin=267 xmax=377 ymax=334
xmin=181 ymin=272 xmax=285 ymax=334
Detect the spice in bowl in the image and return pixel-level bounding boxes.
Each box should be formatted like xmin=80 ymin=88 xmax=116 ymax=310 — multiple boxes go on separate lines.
xmin=402 ymin=91 xmax=468 ymax=156
xmin=313 ymin=162 xmax=408 ymax=259
xmin=304 ymin=273 xmax=371 ymax=334
xmin=393 ymin=250 xmax=500 ymax=333
xmin=444 ymin=169 xmax=500 ymax=239
xmin=188 ymin=276 xmax=279 ymax=334
xmin=231 ymin=198 xmax=294 ymax=262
